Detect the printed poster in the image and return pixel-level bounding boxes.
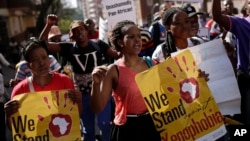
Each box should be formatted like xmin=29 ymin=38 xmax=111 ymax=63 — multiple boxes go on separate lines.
xmin=135 ymin=50 xmax=226 ymax=141
xmin=11 ymin=90 xmax=81 ymax=141
xmin=197 ymin=27 xmax=209 ymax=39
xmin=99 ymin=17 xmax=109 ymax=44
xmin=102 ymin=0 xmax=136 ymax=29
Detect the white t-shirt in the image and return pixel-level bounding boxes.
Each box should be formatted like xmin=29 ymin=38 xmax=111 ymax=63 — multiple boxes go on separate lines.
xmin=152 ymin=40 xmax=193 ymax=63
xmin=152 ymin=43 xmax=186 ymax=63
xmin=188 ymin=37 xmax=206 ymax=47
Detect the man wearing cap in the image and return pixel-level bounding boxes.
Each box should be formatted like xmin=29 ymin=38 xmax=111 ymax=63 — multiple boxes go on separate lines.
xmin=39 ymin=14 xmax=120 ymax=141
xmin=182 ymin=3 xmax=209 ymax=46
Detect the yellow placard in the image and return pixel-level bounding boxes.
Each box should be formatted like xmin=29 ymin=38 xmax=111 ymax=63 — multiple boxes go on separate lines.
xmin=135 ymin=50 xmax=226 ymax=141
xmin=11 ymin=90 xmax=81 ymax=141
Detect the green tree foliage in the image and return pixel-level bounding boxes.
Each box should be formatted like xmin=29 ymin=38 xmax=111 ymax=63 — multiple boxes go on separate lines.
xmin=34 ymin=0 xmax=83 ymax=36
xmin=58 ymin=19 xmax=72 ymax=34
xmin=35 ymin=0 xmax=61 ymax=36
xmin=59 ymin=8 xmax=84 ymax=34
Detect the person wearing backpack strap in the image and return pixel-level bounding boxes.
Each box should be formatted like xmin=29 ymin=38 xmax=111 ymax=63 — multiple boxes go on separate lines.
xmin=152 ymin=7 xmax=191 ymax=63
xmin=91 ymin=20 xmax=161 ymax=141
xmin=91 ymin=20 xmax=209 ymax=141
xmin=152 ymin=7 xmax=210 ymax=64
xmin=151 ymin=7 xmax=210 ymax=81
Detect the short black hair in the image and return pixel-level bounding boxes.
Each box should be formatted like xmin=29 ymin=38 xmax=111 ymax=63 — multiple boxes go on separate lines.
xmin=22 ymin=37 xmax=48 ymax=62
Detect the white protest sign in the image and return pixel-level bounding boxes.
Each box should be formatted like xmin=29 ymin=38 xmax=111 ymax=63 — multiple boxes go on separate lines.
xmin=99 ymin=17 xmax=109 ymax=44
xmin=102 ymin=0 xmax=136 ymax=30
xmin=198 ymin=27 xmax=209 ymax=39
xmin=173 ymin=39 xmax=241 ymax=115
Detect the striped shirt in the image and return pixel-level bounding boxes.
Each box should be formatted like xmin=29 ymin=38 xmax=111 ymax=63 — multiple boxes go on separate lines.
xmin=15 ymin=55 xmax=61 ymax=81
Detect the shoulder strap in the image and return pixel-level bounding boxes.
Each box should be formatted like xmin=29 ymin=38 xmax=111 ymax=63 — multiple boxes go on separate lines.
xmin=161 ymin=32 xmax=176 ymax=59
xmin=143 ymin=56 xmax=153 ymax=68
xmin=28 ymin=76 xmax=35 ymax=92
xmin=112 ymin=63 xmax=119 ymax=90
xmin=161 ymin=43 xmax=168 ymax=59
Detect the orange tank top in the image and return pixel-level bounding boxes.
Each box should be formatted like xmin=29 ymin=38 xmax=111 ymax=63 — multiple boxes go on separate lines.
xmin=112 ymin=59 xmax=148 ymax=125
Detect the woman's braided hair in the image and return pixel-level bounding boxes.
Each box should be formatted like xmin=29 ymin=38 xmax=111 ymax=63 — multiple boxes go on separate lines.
xmin=109 ymin=20 xmax=136 ymax=51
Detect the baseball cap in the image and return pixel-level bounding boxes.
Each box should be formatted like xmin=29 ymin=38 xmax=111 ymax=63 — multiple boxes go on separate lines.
xmin=182 ymin=3 xmax=203 ymax=17
xmin=69 ymin=20 xmax=85 ymax=30
xmin=48 ymin=25 xmax=62 ymax=40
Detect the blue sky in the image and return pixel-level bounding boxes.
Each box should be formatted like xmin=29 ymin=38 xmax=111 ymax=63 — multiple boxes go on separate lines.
xmin=63 ymin=0 xmax=77 ymax=8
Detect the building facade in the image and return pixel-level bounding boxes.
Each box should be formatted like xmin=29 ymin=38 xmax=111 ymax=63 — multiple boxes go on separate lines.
xmin=0 ymin=0 xmax=37 ymax=48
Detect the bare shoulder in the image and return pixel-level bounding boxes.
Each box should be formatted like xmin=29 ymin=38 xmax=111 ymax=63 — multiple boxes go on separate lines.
xmin=107 ymin=63 xmax=119 ymax=87
xmin=107 ymin=64 xmax=118 ymax=76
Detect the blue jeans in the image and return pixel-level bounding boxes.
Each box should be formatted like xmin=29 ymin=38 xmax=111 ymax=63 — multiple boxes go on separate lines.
xmin=81 ymin=94 xmax=112 ymax=141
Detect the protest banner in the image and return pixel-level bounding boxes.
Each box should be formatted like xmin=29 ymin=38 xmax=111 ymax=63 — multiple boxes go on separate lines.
xmin=182 ymin=39 xmax=241 ymax=115
xmin=197 ymin=27 xmax=209 ymax=39
xmin=135 ymin=50 xmax=226 ymax=141
xmin=99 ymin=17 xmax=109 ymax=44
xmin=102 ymin=0 xmax=136 ymax=30
xmin=11 ymin=90 xmax=81 ymax=140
